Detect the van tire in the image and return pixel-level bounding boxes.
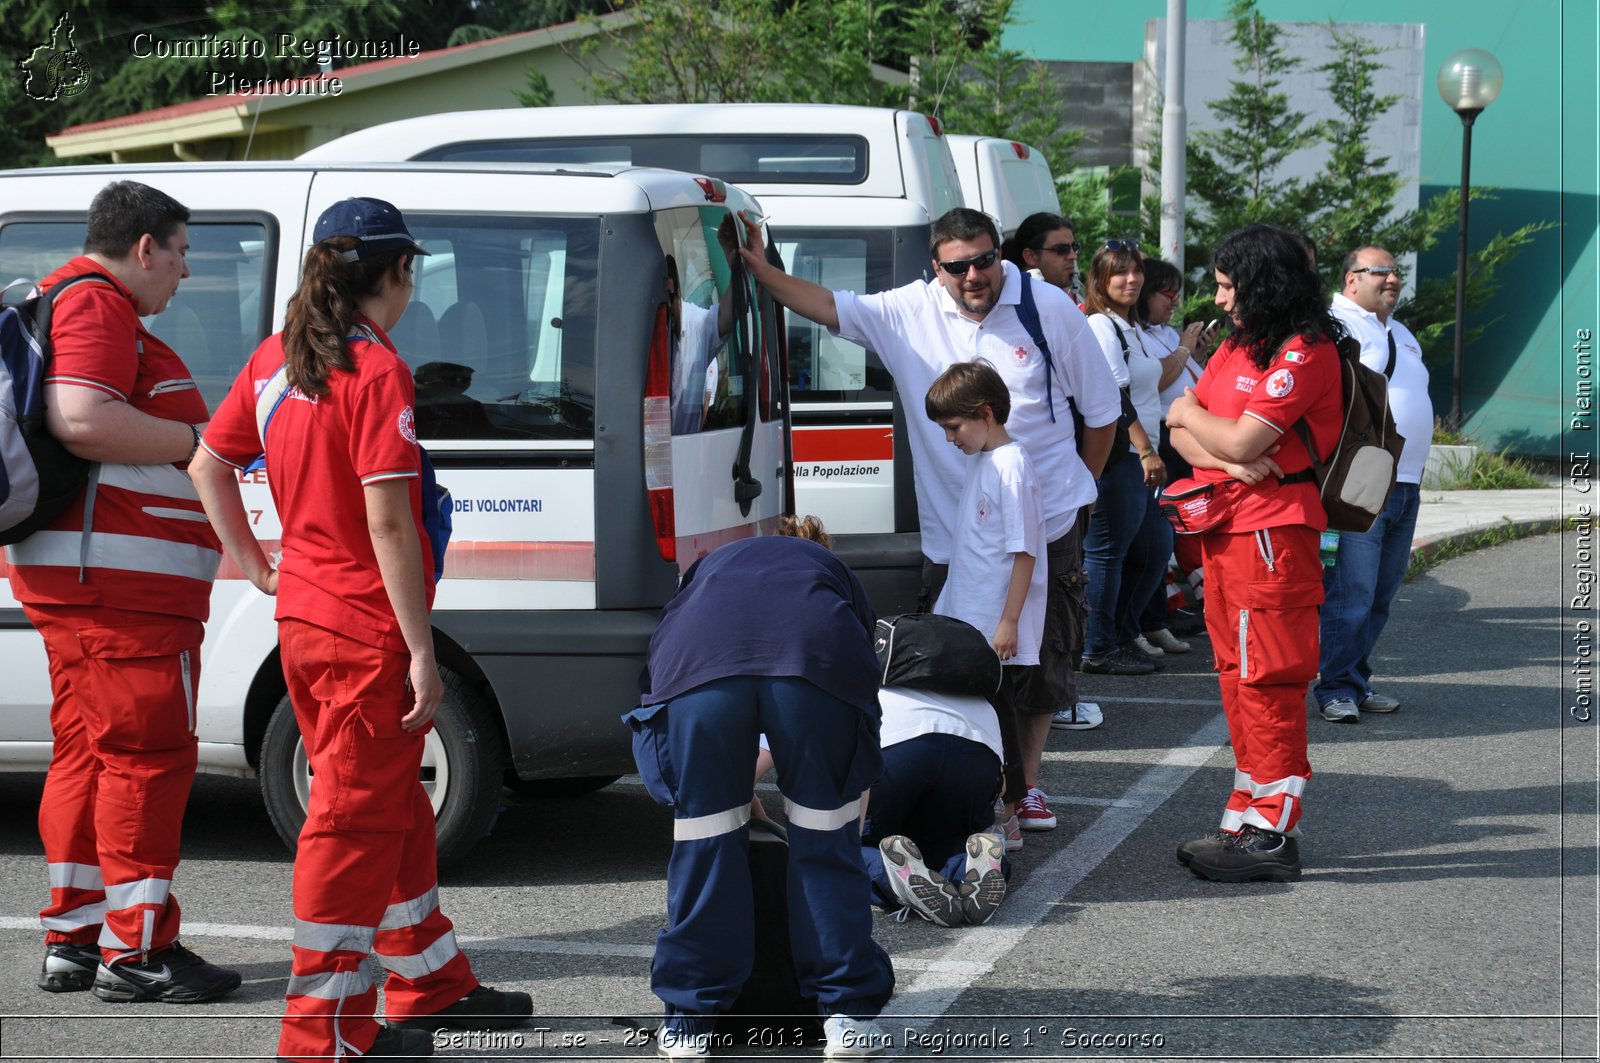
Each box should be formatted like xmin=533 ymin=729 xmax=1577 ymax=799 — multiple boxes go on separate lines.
xmin=504 ymin=773 xmax=622 ymax=799
xmin=258 ymin=667 xmax=507 ymax=867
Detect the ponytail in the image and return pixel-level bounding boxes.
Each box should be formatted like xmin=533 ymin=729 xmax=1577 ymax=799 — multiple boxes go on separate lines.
xmin=282 ymin=237 xmax=408 ymax=397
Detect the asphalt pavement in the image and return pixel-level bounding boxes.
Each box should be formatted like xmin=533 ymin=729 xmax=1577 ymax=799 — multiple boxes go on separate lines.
xmin=0 ymin=486 xmax=1592 ymax=1062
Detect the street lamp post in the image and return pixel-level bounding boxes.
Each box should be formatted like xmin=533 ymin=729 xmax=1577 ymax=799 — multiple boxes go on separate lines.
xmin=1436 ymin=48 xmax=1503 ymax=431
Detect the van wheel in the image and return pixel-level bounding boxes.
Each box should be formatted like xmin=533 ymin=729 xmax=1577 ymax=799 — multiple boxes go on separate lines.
xmin=258 ymin=668 xmax=506 ymax=867
xmin=504 ymin=773 xmax=622 ymax=799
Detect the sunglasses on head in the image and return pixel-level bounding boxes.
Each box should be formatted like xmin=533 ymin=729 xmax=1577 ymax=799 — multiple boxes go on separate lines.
xmin=1038 ymin=241 xmax=1081 ymax=256
xmin=937 ymin=249 xmax=999 ymax=276
xmin=1101 ymin=239 xmax=1140 ymax=253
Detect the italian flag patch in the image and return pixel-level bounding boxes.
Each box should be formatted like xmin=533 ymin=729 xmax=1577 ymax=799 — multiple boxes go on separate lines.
xmin=1283 ymin=350 xmax=1307 ymax=364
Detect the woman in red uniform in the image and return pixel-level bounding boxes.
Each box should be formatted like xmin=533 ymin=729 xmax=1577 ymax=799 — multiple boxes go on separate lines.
xmin=1164 ymin=224 xmax=1344 ymax=883
xmin=190 ymin=198 xmax=530 ymax=1061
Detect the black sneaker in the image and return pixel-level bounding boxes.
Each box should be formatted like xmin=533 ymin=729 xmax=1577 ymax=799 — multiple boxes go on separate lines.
xmin=1080 ymin=650 xmax=1154 ymax=676
xmin=91 ymin=942 xmax=242 ymax=1004
xmin=1187 ymin=825 xmax=1301 ymax=882
xmin=38 ymin=941 xmax=100 ymax=993
xmin=1175 ymin=828 xmax=1238 ymax=867
xmin=390 ymin=984 xmax=533 ymax=1030
xmin=1123 ymin=643 xmax=1166 ymax=672
xmin=279 ymin=1025 xmax=436 ymax=1061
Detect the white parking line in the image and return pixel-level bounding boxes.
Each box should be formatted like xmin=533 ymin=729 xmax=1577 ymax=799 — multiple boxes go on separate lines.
xmin=881 ymin=711 xmax=1231 ymax=1031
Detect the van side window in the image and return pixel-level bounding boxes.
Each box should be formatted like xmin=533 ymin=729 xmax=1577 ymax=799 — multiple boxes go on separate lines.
xmin=654 ymin=207 xmax=745 ymax=435
xmin=774 ymin=229 xmax=895 ymax=402
xmin=401 ymin=215 xmax=598 ymax=442
xmin=0 ymin=219 xmax=272 ymax=416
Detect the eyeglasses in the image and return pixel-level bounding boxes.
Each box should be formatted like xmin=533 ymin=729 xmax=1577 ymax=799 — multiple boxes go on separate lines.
xmin=1153 ymin=288 xmax=1180 ymax=300
xmin=1102 ymin=239 xmax=1140 ymax=253
xmin=937 ymin=249 xmax=1000 ymax=276
xmin=1351 ymin=266 xmax=1402 ymax=279
xmin=1039 ymin=241 xmax=1081 ymax=256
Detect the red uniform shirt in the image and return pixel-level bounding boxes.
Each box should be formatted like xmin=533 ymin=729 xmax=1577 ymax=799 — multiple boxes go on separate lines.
xmin=1191 ymin=334 xmax=1343 ymax=533
xmin=7 ymin=257 xmax=219 ymax=619
xmin=202 ymin=318 xmax=433 ymax=651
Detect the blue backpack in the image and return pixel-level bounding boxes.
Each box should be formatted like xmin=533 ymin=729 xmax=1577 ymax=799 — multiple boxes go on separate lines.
xmin=0 ymin=275 xmax=106 ymax=546
xmin=253 ymin=352 xmax=452 ymax=584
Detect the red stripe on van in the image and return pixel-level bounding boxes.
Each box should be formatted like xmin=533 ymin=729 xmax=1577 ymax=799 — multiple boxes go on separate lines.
xmin=674 ymin=514 xmax=785 ymax=568
xmin=209 ymin=541 xmax=599 ymax=583
xmin=792 ymin=427 xmax=894 ymax=462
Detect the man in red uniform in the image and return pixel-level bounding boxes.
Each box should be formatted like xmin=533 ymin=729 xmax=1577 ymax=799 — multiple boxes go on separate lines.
xmin=1166 ymin=224 xmax=1344 ymax=883
xmin=12 ymin=181 xmax=239 ymax=1001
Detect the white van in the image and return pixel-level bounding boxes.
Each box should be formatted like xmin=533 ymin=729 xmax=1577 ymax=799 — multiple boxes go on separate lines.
xmin=303 ymin=104 xmax=967 ymax=611
xmin=0 ymin=161 xmax=791 ymax=862
xmin=944 ymin=135 xmax=1061 ymax=239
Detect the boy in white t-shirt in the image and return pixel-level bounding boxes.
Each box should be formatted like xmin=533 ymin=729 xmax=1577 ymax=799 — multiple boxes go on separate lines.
xmin=925 ymin=361 xmax=1049 ymax=843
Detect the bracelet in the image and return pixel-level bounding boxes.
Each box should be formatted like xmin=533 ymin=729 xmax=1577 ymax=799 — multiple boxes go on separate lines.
xmin=184 ymin=423 xmax=201 ymax=464
xmin=1175 ymin=345 xmax=1191 ymax=358
xmin=1140 ymin=446 xmax=1158 ymax=459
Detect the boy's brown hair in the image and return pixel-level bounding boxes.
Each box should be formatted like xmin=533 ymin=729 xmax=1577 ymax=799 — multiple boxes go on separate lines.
xmin=925 ymin=360 xmax=1011 ymax=424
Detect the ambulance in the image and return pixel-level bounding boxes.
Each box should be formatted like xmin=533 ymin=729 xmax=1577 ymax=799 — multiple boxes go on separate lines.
xmin=302 ymin=103 xmax=967 ymax=611
xmin=0 ymin=161 xmax=791 ymax=863
xmin=944 ymin=134 xmax=1062 ymax=239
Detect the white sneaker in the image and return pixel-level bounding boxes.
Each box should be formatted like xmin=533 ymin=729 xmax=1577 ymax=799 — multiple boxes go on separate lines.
xmin=1051 ymin=701 xmax=1104 ymax=730
xmin=1132 ymin=634 xmax=1166 ymax=657
xmin=1144 ymin=628 xmax=1191 ymax=654
xmin=878 ymin=836 xmax=962 ymax=927
xmin=824 ymin=1015 xmax=892 ymax=1058
xmin=656 ymin=1019 xmax=713 ymax=1058
xmin=1319 ymin=698 xmax=1360 ymax=724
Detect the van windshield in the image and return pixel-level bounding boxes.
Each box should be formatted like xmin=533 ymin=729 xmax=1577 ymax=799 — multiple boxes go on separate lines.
xmin=772 ymin=227 xmax=896 ymax=403
xmin=417 ymin=135 xmax=868 ymax=186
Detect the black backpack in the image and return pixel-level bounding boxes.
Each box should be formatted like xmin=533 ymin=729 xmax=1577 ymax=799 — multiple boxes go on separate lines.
xmin=0 ymin=275 xmax=104 ymax=545
xmin=723 ymin=819 xmax=824 ymax=1044
xmin=1015 ymin=273 xmax=1136 ymax=458
xmin=874 ymin=612 xmax=1001 ymax=697
xmin=1290 ymin=334 xmax=1406 ymax=533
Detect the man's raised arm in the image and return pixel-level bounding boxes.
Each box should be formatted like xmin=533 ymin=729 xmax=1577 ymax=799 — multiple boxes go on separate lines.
xmin=736 ymin=212 xmax=841 ymax=331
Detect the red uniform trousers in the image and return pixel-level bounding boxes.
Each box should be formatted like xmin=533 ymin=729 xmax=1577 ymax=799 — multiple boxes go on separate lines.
xmin=27 ymin=603 xmax=202 ymax=961
xmin=1199 ymin=524 xmax=1320 ymax=835
xmin=276 ymin=619 xmax=477 ymax=1063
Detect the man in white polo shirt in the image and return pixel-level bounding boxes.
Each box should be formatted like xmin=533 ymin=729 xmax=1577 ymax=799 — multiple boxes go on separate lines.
xmin=738 ymin=208 xmax=1119 ymax=832
xmin=1316 ymin=245 xmax=1433 ymax=723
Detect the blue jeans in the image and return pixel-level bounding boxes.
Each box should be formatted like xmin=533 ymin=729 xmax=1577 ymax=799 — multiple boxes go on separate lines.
xmin=1314 ymin=483 xmax=1421 ymax=706
xmin=1084 ymin=452 xmax=1170 ymax=657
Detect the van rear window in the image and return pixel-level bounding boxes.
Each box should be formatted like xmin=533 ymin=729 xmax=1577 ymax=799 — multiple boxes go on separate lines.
xmin=417 ymin=135 xmax=869 ymax=185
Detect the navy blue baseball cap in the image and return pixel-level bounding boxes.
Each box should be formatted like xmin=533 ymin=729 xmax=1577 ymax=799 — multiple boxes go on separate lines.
xmin=312 ymin=197 xmax=430 ymax=261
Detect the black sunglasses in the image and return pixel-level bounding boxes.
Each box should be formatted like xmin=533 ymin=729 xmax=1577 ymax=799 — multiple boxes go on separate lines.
xmin=937 ymin=249 xmax=1000 ymax=276
xmin=1101 ymin=239 xmax=1140 ymax=253
xmin=1038 ymin=241 xmax=1081 ymax=256
xmin=1351 ymin=266 xmax=1402 ymax=278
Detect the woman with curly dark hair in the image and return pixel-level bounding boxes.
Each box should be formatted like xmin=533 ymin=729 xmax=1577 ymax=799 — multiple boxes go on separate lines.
xmin=1163 ymin=224 xmax=1345 ymax=884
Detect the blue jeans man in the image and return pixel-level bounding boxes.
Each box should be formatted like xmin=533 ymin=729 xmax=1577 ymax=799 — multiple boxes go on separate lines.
xmin=1315 ymin=483 xmax=1421 ymax=717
